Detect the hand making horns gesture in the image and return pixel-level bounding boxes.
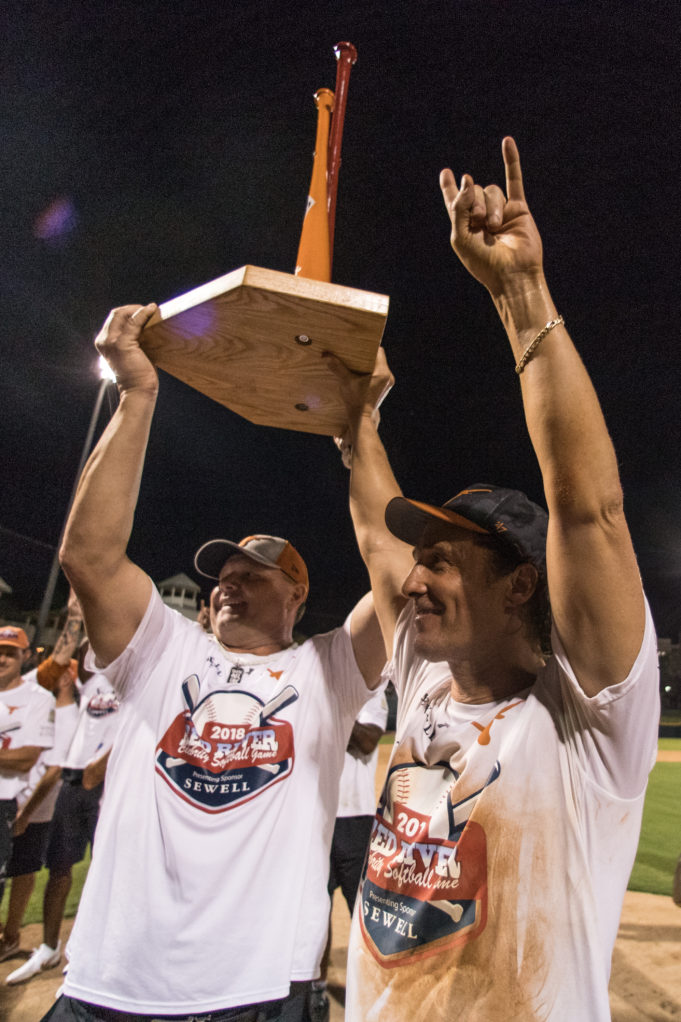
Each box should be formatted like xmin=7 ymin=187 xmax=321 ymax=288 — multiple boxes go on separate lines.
xmin=439 ymin=137 xmax=544 ymax=295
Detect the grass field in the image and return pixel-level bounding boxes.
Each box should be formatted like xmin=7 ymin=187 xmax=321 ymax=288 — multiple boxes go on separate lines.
xmin=3 ymin=740 xmax=679 ymax=929
xmin=629 ymin=758 xmax=680 ymax=896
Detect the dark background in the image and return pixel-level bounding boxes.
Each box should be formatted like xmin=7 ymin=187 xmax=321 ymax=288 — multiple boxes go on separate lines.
xmin=1 ymin=0 xmax=679 ymax=640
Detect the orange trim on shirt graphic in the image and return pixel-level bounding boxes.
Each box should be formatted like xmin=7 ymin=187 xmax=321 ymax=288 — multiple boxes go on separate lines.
xmin=471 ymin=700 xmax=525 ymax=745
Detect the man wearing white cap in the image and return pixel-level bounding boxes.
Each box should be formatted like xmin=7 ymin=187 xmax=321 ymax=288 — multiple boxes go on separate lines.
xmin=329 ymin=138 xmax=660 ymax=1021
xmin=45 ymin=298 xmax=387 ymax=1021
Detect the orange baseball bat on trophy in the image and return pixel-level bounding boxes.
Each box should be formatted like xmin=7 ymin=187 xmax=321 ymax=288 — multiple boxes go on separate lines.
xmin=139 ymin=40 xmax=388 ymax=437
xmin=295 ymin=42 xmax=358 ymax=281
xmin=295 ymin=88 xmax=334 ymax=281
xmin=327 ymin=42 xmax=358 ymax=263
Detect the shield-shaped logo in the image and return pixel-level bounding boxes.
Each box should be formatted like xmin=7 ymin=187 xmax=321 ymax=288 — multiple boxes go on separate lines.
xmin=360 ymin=759 xmax=500 ymax=966
xmin=156 ymin=676 xmax=298 ymax=813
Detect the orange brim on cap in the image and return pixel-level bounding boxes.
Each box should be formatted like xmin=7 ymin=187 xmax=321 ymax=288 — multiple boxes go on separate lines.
xmin=385 ymin=496 xmax=488 ymax=547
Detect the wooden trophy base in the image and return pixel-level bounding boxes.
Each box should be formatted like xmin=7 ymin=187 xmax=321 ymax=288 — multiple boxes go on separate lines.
xmin=140 ymin=266 xmax=390 ymax=436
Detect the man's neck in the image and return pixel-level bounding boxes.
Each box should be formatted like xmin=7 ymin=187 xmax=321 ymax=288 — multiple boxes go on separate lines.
xmin=447 ymin=642 xmax=545 ymax=705
xmin=0 ymin=675 xmax=24 ymax=693
xmin=215 ymin=637 xmax=294 ymax=657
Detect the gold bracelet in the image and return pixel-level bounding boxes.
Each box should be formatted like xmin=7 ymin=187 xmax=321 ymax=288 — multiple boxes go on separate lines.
xmin=514 ymin=315 xmax=564 ymax=375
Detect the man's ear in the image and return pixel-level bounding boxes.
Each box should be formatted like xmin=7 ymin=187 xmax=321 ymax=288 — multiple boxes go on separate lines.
xmin=507 ymin=562 xmax=538 ymax=606
xmin=289 ymin=584 xmax=307 ymax=625
xmin=288 ymin=583 xmax=307 ymax=610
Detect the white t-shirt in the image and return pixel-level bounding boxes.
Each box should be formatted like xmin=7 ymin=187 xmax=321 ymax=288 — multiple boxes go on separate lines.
xmin=62 ymin=672 xmax=122 ymax=771
xmin=0 ymin=675 xmax=55 ymax=800
xmin=20 ymin=701 xmax=80 ymax=824
xmin=337 ymin=684 xmax=388 ymax=818
xmin=345 ymin=599 xmax=660 ymax=1022
xmin=64 ymin=585 xmax=371 ymax=1015
xmin=18 ymin=671 xmax=120 ymax=825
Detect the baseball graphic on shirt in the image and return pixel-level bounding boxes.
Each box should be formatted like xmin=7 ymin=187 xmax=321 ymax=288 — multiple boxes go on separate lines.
xmin=156 ymin=675 xmax=299 ymax=813
xmin=360 ymin=756 xmax=500 ymax=966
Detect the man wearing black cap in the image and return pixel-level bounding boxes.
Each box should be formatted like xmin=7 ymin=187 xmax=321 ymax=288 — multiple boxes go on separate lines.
xmin=48 ymin=306 xmax=386 ymax=1019
xmin=329 ymin=138 xmax=660 ymax=1021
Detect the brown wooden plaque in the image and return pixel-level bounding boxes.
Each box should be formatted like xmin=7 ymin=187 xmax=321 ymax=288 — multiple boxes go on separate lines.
xmin=140 ymin=265 xmax=389 ymax=436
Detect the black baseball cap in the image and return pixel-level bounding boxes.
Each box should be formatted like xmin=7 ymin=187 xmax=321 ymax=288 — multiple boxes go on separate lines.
xmin=385 ymin=484 xmax=548 ymax=568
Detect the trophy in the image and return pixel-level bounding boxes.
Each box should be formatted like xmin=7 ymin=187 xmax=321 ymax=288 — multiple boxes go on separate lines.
xmin=140 ymin=43 xmax=389 ymax=437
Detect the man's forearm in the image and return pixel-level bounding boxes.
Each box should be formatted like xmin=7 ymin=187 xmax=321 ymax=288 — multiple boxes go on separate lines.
xmin=347 ymin=722 xmax=383 ymax=757
xmin=51 ymin=611 xmax=83 ymax=666
xmin=60 ymin=387 xmax=157 ymax=585
xmin=346 ymin=411 xmax=411 ymax=657
xmin=15 ymin=765 xmax=61 ymax=821
xmin=82 ymin=748 xmax=111 ymax=790
xmin=0 ymin=745 xmax=42 ymax=773
xmin=349 ymin=411 xmax=404 ymax=564
xmin=492 ymin=272 xmax=622 ymax=518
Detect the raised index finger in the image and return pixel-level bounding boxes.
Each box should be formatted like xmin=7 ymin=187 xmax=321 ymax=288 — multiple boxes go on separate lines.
xmin=502 ymin=136 xmax=526 ymax=203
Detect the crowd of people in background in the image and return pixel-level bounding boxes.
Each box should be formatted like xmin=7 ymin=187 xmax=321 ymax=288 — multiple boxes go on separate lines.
xmin=0 ymin=592 xmax=122 ymax=986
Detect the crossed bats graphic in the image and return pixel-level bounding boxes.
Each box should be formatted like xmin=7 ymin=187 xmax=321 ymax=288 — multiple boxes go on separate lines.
xmin=162 ymin=677 xmax=299 ymax=770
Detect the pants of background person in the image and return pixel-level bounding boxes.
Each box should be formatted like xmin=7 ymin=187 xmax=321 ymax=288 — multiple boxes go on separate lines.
xmin=305 ymin=815 xmax=375 ymax=1022
xmin=327 ymin=815 xmax=374 ymax=915
xmin=0 ymin=798 xmax=17 ymax=901
xmin=0 ymin=819 xmax=52 ymax=953
xmin=40 ymin=983 xmax=312 ymax=1022
xmin=44 ymin=774 xmax=104 ymax=947
xmin=5 ymin=777 xmax=105 ymax=985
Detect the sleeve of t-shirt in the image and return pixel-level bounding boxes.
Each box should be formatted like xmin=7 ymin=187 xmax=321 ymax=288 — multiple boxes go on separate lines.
xmin=84 ymin=701 xmax=122 ymax=765
xmin=43 ymin=703 xmax=80 ymax=767
xmin=549 ymin=596 xmax=660 ymax=799
xmin=356 ymin=682 xmax=389 ymax=730
xmin=83 ymin=585 xmax=177 ymax=701
xmin=317 ymin=611 xmax=375 ymax=722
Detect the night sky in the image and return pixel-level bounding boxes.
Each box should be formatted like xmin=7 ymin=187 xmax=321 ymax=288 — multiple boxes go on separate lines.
xmin=2 ymin=1 xmax=679 ymax=640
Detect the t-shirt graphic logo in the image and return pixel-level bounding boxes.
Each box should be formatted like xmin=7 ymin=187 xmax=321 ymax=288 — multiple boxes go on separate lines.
xmin=86 ymin=691 xmax=120 ymax=718
xmin=360 ymin=759 xmax=500 ymax=967
xmin=156 ymin=675 xmax=298 ymax=813
xmin=0 ymin=703 xmax=20 ymax=749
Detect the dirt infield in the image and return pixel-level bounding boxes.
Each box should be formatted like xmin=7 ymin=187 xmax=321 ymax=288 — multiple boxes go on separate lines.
xmin=1 ymin=742 xmax=679 ymax=1020
xmin=657 ymin=749 xmax=681 ymax=762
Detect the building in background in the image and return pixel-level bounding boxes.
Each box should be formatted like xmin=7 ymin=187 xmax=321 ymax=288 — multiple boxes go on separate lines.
xmin=0 ymin=572 xmax=202 ymax=649
xmin=156 ymin=573 xmax=201 ymax=622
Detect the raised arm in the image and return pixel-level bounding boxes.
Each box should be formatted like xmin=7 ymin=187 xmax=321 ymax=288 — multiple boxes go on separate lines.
xmin=52 ymin=588 xmax=83 ymax=665
xmin=59 ymin=304 xmax=159 ymax=666
xmin=440 ymin=137 xmax=644 ymax=694
xmin=326 ymin=351 xmax=412 ymax=657
xmin=37 ymin=588 xmax=83 ymax=692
